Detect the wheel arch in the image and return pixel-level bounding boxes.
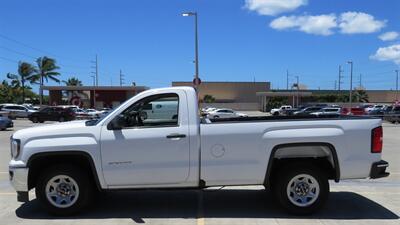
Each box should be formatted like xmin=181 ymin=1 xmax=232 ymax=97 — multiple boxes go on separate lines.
xmin=264 ymin=142 xmax=340 ymax=185
xmin=27 ymin=151 xmax=102 ymax=191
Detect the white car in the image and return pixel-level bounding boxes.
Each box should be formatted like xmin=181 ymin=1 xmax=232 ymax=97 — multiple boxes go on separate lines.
xmin=270 ymin=105 xmax=292 ymax=116
xmin=310 ymin=107 xmax=342 ymax=116
xmin=9 ymin=87 xmax=389 ymax=216
xmin=365 ymin=105 xmax=385 ymax=113
xmin=0 ymin=104 xmax=37 ymax=119
xmin=86 ymin=109 xmax=102 ymax=118
xmin=207 ymin=108 xmax=247 ymax=119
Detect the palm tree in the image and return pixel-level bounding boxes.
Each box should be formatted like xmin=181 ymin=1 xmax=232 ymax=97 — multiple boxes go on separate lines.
xmin=6 ymin=62 xmax=36 ymax=103
xmin=63 ymin=77 xmax=82 ymax=86
xmin=353 ymin=90 xmax=369 ymax=103
xmin=33 ymin=56 xmax=61 ymax=105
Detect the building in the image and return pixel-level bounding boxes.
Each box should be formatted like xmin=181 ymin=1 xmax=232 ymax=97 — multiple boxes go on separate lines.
xmin=43 ymin=85 xmax=148 ymax=109
xmin=172 ymin=81 xmax=271 ymax=110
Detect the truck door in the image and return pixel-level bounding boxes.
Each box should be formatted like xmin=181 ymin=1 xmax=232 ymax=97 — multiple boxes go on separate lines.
xmin=100 ymin=91 xmax=190 ymax=186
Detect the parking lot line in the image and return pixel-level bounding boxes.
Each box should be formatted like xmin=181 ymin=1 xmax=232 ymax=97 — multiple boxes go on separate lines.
xmin=197 ymin=191 xmax=205 ymax=225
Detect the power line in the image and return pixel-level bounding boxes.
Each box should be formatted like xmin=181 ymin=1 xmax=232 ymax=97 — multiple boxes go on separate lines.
xmin=0 ymin=33 xmax=87 ymax=64
xmin=0 ymin=56 xmax=18 ymax=63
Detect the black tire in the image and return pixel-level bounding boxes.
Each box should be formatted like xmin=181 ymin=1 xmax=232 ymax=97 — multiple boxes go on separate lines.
xmin=273 ymin=112 xmax=279 ymax=116
xmin=272 ymin=163 xmax=329 ymax=215
xmin=31 ymin=117 xmax=39 ymax=123
xmin=213 ymin=115 xmax=220 ymax=119
xmin=35 ymin=164 xmax=94 ymax=216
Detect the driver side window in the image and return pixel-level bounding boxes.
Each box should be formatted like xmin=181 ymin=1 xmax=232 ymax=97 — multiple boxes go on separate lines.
xmin=120 ymin=93 xmax=179 ymax=128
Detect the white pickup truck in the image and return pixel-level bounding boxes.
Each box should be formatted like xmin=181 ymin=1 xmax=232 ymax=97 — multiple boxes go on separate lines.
xmin=9 ymin=87 xmax=389 ymax=215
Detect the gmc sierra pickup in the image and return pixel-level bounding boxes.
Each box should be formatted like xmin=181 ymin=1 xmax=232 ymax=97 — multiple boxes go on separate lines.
xmin=9 ymin=87 xmax=389 ymax=215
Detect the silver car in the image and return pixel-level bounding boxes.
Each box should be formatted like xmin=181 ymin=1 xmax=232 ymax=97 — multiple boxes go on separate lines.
xmin=0 ymin=104 xmax=37 ymax=119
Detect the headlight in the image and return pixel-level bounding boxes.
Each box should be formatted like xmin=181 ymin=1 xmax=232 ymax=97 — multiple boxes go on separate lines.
xmin=10 ymin=138 xmax=20 ymax=158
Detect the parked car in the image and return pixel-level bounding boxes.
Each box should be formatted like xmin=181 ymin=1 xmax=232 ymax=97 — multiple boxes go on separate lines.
xmin=341 ymin=107 xmax=365 ymax=116
xmin=0 ymin=116 xmax=13 ymax=130
xmin=28 ymin=106 xmax=76 ymax=123
xmin=73 ymin=108 xmax=90 ymax=119
xmin=9 ymin=86 xmax=389 ymax=216
xmin=386 ymin=106 xmax=400 ymax=123
xmin=367 ymin=109 xmax=385 ymax=118
xmin=207 ymin=108 xmax=247 ymax=119
xmin=0 ymin=104 xmax=37 ymax=119
xmin=365 ymin=104 xmax=385 ymax=113
xmin=86 ymin=109 xmax=102 ymax=118
xmin=293 ymin=106 xmax=323 ymax=116
xmin=270 ymin=105 xmax=292 ymax=116
xmin=310 ymin=107 xmax=341 ymax=116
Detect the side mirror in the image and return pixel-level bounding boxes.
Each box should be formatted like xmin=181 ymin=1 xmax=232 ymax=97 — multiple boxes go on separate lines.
xmin=107 ymin=114 xmax=126 ymax=130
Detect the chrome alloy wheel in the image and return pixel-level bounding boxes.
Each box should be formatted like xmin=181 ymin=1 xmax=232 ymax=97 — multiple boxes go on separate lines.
xmin=286 ymin=174 xmax=320 ymax=207
xmin=45 ymin=175 xmax=80 ymax=208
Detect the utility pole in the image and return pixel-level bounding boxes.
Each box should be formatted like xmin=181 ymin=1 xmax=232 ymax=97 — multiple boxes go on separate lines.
xmin=286 ymin=70 xmax=289 ymax=90
xmin=90 ymin=54 xmax=99 ymax=108
xmin=119 ymin=69 xmax=125 ymax=86
xmin=347 ymin=61 xmax=353 ymax=113
xmin=91 ymin=54 xmax=99 ymax=86
xmin=359 ymin=74 xmax=362 ymax=88
xmin=338 ymin=65 xmax=344 ymax=91
xmin=334 ymin=80 xmax=337 ymax=90
xmin=396 ymin=70 xmax=399 ymax=101
xmin=295 ymin=76 xmax=299 ymax=108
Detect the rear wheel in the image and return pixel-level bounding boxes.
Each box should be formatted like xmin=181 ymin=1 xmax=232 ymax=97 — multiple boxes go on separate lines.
xmin=272 ymin=164 xmax=329 ymax=215
xmin=31 ymin=117 xmax=39 ymax=123
xmin=35 ymin=165 xmax=93 ymax=216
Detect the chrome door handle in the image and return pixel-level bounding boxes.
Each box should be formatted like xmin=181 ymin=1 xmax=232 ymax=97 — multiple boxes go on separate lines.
xmin=166 ymin=134 xmax=186 ymax=139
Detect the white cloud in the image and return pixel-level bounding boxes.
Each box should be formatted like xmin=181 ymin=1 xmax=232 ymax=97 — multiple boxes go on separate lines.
xmin=370 ymin=44 xmax=400 ymax=65
xmin=339 ymin=12 xmax=386 ymax=34
xmin=270 ymin=14 xmax=337 ymax=36
xmin=244 ymin=0 xmax=308 ymax=16
xmin=379 ymin=31 xmax=399 ymax=41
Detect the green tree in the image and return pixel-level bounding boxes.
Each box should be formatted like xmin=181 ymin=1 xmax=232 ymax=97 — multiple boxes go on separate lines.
xmin=63 ymin=77 xmax=82 ymax=86
xmin=353 ymin=89 xmax=369 ymax=103
xmin=33 ymin=56 xmax=61 ymax=105
xmin=0 ymin=80 xmax=14 ymax=103
xmin=6 ymin=62 xmax=36 ymax=103
xmin=203 ymin=94 xmax=216 ymax=103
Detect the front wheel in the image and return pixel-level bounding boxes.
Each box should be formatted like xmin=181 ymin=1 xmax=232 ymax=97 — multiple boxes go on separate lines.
xmin=272 ymin=164 xmax=329 ymax=215
xmin=35 ymin=165 xmax=93 ymax=215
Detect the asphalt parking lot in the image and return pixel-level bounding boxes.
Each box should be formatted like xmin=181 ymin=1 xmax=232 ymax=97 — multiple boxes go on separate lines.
xmin=0 ymin=119 xmax=399 ymax=225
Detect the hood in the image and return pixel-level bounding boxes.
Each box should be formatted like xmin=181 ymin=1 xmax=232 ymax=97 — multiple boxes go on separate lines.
xmin=12 ymin=120 xmax=88 ymax=140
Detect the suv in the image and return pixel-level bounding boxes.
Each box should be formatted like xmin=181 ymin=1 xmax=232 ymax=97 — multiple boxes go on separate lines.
xmin=28 ymin=107 xmax=76 ymax=123
xmin=0 ymin=104 xmax=37 ymax=119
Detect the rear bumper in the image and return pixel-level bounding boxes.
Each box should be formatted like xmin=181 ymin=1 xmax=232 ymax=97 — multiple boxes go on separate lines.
xmin=370 ymin=160 xmax=390 ymax=179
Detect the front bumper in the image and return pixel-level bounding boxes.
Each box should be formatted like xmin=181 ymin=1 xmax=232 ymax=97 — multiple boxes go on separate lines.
xmin=370 ymin=160 xmax=390 ymax=179
xmin=9 ymin=166 xmax=29 ymax=202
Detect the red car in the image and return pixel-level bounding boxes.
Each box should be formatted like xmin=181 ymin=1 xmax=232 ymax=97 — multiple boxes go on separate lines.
xmin=341 ymin=107 xmax=365 ymax=116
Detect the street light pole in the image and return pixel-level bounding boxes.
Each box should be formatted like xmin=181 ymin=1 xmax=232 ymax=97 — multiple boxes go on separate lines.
xmin=347 ymin=61 xmax=353 ymax=113
xmin=182 ymin=12 xmax=200 ymax=92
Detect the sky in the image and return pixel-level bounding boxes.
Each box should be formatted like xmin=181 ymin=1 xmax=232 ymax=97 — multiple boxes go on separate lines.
xmin=1 ymin=0 xmax=400 ymax=91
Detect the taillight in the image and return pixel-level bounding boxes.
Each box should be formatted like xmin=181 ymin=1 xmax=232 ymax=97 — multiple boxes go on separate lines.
xmin=371 ymin=126 xmax=383 ymax=153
